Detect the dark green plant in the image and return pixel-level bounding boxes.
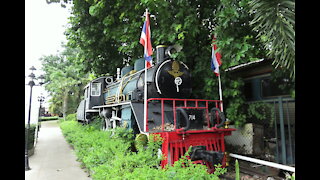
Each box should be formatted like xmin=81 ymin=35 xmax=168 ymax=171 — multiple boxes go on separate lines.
xmin=87 ymin=115 xmax=105 ymax=131
xmin=249 ymin=0 xmax=295 ymax=78
xmin=247 ymin=102 xmax=275 ymax=127
xmin=25 ymin=124 xmax=37 ymax=150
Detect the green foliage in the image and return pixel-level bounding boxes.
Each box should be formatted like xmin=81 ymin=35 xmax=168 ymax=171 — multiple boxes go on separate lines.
xmin=249 ymin=0 xmax=295 ymax=78
xmin=284 ymin=172 xmax=295 ymax=180
xmin=60 ymin=113 xmax=77 ymax=123
xmin=247 ymin=102 xmax=275 ymax=126
xmin=48 ymin=0 xmax=294 ymax=127
xmin=66 ymin=113 xmax=77 ymax=121
xmin=40 ymin=45 xmax=92 ymax=117
xmin=25 ymin=124 xmax=37 ymax=150
xmin=235 ymin=159 xmax=240 ymax=180
xmin=87 ymin=115 xmax=105 ymax=131
xmin=212 ymin=0 xmax=266 ymax=127
xmin=222 ymin=78 xmax=248 ymax=127
xmin=60 ymin=119 xmax=227 ymax=179
xmin=39 ymin=116 xmax=59 ymax=121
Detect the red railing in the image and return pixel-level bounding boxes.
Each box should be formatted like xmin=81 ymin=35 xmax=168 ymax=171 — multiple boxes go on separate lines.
xmin=146 ymin=98 xmax=223 ymax=132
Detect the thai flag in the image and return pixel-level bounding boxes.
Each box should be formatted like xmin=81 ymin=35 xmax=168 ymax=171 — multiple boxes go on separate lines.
xmin=211 ymin=39 xmax=222 ymax=76
xmin=140 ymin=11 xmax=153 ymax=68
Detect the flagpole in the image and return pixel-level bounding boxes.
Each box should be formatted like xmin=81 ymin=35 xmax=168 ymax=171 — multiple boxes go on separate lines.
xmin=143 ymin=9 xmax=148 ymax=133
xmin=211 ymin=35 xmax=223 ymax=112
xmin=144 ymin=61 xmax=147 ymax=132
xmin=218 ymin=74 xmax=224 ymax=112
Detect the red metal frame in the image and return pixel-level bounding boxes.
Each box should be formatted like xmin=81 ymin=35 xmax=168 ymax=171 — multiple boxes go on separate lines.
xmin=146 ymin=98 xmax=223 ymax=132
xmin=146 ymin=98 xmax=236 ymax=173
xmin=154 ymin=129 xmax=234 ymax=173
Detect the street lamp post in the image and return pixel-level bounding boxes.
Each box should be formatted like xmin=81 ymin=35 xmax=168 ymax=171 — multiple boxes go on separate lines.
xmin=36 ymin=94 xmax=45 ymax=135
xmin=38 ymin=94 xmax=45 ymax=115
xmin=25 ymin=66 xmax=44 ymax=171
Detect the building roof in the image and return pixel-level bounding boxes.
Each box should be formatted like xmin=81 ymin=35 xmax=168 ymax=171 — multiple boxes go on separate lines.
xmin=225 ymin=58 xmax=273 ymax=78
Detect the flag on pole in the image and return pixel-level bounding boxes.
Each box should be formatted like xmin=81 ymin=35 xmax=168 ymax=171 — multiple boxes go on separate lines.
xmin=211 ymin=38 xmax=222 ymax=76
xmin=211 ymin=36 xmax=224 ymax=112
xmin=140 ymin=11 xmax=153 ymax=68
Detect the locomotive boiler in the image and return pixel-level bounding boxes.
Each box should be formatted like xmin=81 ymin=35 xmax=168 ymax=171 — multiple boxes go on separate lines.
xmin=76 ymin=45 xmax=235 ymax=173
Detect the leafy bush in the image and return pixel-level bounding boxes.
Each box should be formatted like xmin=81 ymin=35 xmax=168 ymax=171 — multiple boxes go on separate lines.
xmin=60 ymin=118 xmax=227 ymax=179
xmin=25 ymin=124 xmax=37 ymax=150
xmin=247 ymin=102 xmax=275 ymax=127
xmin=39 ymin=116 xmax=59 ymax=121
xmin=66 ymin=113 xmax=77 ymax=121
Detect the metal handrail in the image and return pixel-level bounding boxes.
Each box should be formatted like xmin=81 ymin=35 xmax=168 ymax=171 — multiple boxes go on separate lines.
xmin=146 ymin=98 xmax=223 ymax=132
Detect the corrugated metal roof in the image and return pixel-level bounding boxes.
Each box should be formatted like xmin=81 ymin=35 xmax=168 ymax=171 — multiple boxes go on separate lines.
xmin=224 ymin=59 xmax=267 ymax=72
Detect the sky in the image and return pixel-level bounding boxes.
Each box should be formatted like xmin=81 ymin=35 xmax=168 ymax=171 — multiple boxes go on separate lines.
xmin=25 ymin=0 xmax=71 ymax=124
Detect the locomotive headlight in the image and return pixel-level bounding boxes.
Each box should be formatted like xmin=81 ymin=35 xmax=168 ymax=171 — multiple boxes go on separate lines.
xmin=105 ymin=76 xmax=113 ymax=85
xmin=174 ymin=77 xmax=182 ymax=92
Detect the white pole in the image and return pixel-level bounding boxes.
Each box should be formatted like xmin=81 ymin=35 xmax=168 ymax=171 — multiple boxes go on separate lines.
xmin=144 ymin=61 xmax=148 ymax=132
xmin=143 ymin=9 xmax=148 ymax=133
xmin=218 ymin=74 xmax=224 ymax=112
xmin=229 ymin=153 xmax=295 ymax=172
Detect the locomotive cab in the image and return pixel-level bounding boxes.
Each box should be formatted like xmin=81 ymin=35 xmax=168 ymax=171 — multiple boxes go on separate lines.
xmin=77 ymin=76 xmax=110 ymax=123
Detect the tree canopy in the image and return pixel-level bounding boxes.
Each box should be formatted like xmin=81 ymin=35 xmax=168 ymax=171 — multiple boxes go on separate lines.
xmin=40 ymin=45 xmax=93 ymax=117
xmin=44 ymin=0 xmax=295 ymax=126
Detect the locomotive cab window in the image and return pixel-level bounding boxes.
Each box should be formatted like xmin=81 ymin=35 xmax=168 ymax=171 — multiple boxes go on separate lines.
xmin=91 ymin=82 xmax=101 ymax=96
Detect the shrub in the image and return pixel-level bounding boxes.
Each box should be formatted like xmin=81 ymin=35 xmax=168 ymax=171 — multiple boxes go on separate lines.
xmin=39 ymin=116 xmax=59 ymax=121
xmin=60 ymin=120 xmax=227 ymax=179
xmin=66 ymin=113 xmax=77 ymax=121
xmin=25 ymin=124 xmax=37 ymax=150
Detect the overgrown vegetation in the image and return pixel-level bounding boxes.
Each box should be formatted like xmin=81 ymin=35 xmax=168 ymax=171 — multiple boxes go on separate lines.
xmin=43 ymin=0 xmax=295 ymax=127
xmin=247 ymin=102 xmax=275 ymax=127
xmin=60 ymin=116 xmax=226 ymax=179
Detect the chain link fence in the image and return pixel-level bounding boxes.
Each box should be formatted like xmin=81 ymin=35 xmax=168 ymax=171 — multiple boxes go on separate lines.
xmin=225 ymin=97 xmax=295 ymax=166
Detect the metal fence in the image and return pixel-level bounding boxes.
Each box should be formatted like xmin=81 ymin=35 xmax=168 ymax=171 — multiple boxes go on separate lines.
xmin=225 ymin=97 xmax=295 ymax=166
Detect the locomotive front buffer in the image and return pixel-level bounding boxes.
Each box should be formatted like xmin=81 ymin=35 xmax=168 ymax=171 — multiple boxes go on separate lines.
xmin=145 ymin=98 xmax=235 ymax=173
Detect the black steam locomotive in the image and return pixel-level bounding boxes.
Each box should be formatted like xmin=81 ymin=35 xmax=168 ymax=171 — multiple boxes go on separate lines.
xmin=76 ymin=45 xmax=235 ymax=173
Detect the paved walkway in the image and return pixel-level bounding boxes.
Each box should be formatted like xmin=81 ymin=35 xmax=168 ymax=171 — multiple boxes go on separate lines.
xmin=25 ymin=120 xmax=91 ymax=180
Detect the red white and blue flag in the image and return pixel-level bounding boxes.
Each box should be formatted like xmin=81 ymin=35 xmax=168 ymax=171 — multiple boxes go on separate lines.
xmin=211 ymin=38 xmax=222 ymax=76
xmin=140 ymin=11 xmax=153 ymax=68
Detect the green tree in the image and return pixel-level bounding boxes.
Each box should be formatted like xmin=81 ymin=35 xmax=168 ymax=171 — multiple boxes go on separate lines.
xmin=40 ymin=45 xmax=92 ymax=118
xmin=62 ymin=0 xmax=263 ymax=101
xmin=249 ymin=0 xmax=295 ymax=78
xmin=48 ymin=0 xmax=267 ymax=126
xmin=47 ymin=0 xmax=294 ymax=126
xmin=212 ymin=0 xmax=268 ymax=126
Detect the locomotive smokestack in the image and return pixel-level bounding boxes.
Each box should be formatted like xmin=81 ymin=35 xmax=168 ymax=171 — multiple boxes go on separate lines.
xmin=156 ymin=45 xmax=168 ymax=64
xmin=156 ymin=44 xmax=183 ymax=64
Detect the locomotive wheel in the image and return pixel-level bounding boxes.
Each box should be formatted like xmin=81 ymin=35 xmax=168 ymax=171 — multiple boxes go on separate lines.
xmin=176 ymin=108 xmax=190 ymax=131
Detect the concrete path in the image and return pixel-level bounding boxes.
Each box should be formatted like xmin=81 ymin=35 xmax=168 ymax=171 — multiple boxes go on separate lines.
xmin=25 ymin=120 xmax=91 ymax=180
